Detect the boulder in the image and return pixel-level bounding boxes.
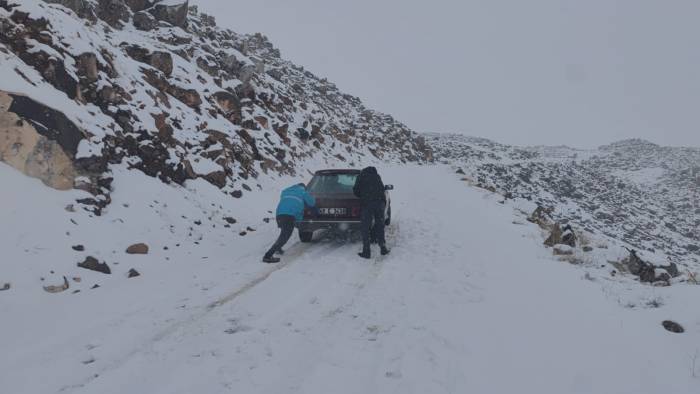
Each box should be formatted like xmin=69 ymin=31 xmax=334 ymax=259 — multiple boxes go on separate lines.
xmin=149 ymin=51 xmax=173 ymax=76
xmin=149 ymin=0 xmax=188 ymax=29
xmin=528 ymin=207 xmax=552 ymax=227
xmin=662 ymin=320 xmax=684 ymax=333
xmin=77 ymin=52 xmax=99 ymax=83
xmin=125 ymin=0 xmax=155 ymax=12
xmin=133 ymin=11 xmax=157 ymax=31
xmin=544 ymin=223 xmax=562 ymax=247
xmin=78 ymin=256 xmax=111 ymax=274
xmin=561 ymin=225 xmax=576 ymax=247
xmin=0 ymin=92 xmax=80 ymax=190
xmin=126 ymin=243 xmax=149 ymax=254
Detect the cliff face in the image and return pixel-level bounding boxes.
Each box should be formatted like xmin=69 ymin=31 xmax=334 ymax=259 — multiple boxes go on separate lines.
xmin=0 ymin=0 xmax=431 ymax=213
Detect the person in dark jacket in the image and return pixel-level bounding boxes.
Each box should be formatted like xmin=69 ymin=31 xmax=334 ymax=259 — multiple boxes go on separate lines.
xmin=263 ymin=183 xmax=317 ymax=263
xmin=353 ymin=166 xmax=390 ymax=259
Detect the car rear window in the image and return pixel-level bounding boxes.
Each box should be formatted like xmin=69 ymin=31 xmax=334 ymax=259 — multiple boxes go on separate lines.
xmin=308 ymin=173 xmax=358 ymax=194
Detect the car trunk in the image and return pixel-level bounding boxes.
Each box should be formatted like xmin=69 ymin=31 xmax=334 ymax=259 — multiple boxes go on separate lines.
xmin=304 ymin=192 xmax=362 ymax=220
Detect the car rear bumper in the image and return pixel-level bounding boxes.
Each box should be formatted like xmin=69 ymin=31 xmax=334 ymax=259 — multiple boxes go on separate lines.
xmin=297 ymin=219 xmax=362 ymax=232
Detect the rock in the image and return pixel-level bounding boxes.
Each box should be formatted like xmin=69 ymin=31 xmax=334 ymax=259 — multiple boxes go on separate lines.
xmin=0 ymin=92 xmax=81 ymax=190
xmin=149 ymin=51 xmax=173 ymax=76
xmin=223 ymin=216 xmax=237 ymax=224
xmin=77 ymin=52 xmax=99 ymax=83
xmin=43 ymin=276 xmax=70 ymax=293
xmin=582 ymin=246 xmax=594 ymax=252
xmin=654 ymin=268 xmax=671 ymax=283
xmin=126 ymin=243 xmax=149 ymax=254
xmin=204 ymin=170 xmax=227 ymax=188
xmin=622 ymin=249 xmax=646 ymax=276
xmin=455 ymin=168 xmax=465 ymax=175
xmin=659 ymin=262 xmax=680 ymax=278
xmin=127 ymin=268 xmax=140 ymax=278
xmin=96 ymin=0 xmax=130 ymax=28
xmin=78 ymin=256 xmax=111 ymax=274
xmin=0 ymin=283 xmax=10 ymax=291
xmin=561 ymin=225 xmax=576 ymax=247
xmin=544 ymin=223 xmax=562 ymax=247
xmin=149 ymin=0 xmax=188 ymax=28
xmin=125 ymin=0 xmax=155 ymax=12
xmin=662 ymin=320 xmax=684 ymax=333
xmin=133 ymin=11 xmax=157 ymax=31
xmin=528 ymin=206 xmax=552 ymax=227
xmin=72 ymin=245 xmax=85 ymax=251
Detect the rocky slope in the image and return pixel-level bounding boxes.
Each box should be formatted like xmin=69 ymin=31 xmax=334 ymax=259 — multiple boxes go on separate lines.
xmin=426 ymin=133 xmax=699 ymax=269
xmin=0 ymin=0 xmax=431 ymax=214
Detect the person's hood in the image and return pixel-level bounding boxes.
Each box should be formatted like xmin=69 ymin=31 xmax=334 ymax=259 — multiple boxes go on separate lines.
xmin=284 ymin=183 xmax=306 ymax=193
xmin=363 ymin=166 xmax=378 ymax=175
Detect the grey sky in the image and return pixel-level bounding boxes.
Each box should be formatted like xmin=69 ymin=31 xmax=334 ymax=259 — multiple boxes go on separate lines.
xmin=195 ymin=0 xmax=700 ymax=148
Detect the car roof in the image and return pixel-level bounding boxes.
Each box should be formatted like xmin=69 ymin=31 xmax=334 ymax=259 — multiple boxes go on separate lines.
xmin=314 ymin=169 xmax=361 ymax=175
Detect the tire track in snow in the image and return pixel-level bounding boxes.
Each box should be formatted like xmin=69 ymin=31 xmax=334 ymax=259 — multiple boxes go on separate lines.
xmin=62 ymin=234 xmax=344 ymax=393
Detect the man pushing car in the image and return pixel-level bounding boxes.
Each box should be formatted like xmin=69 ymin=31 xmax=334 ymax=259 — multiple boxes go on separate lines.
xmin=262 ymin=183 xmax=317 ymax=263
xmin=353 ymin=166 xmax=390 ymax=259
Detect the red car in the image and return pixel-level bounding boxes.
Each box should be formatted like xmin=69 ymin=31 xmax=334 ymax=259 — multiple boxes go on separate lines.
xmin=297 ymin=169 xmax=393 ymax=242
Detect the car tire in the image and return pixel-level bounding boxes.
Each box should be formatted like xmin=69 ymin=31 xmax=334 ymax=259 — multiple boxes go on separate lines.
xmin=299 ymin=230 xmax=313 ymax=243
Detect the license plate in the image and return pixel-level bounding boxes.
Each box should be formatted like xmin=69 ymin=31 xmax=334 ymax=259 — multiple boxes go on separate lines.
xmin=319 ymin=207 xmax=347 ymax=216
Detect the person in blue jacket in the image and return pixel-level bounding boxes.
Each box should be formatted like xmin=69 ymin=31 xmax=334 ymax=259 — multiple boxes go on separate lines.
xmin=263 ymin=183 xmax=317 ymax=263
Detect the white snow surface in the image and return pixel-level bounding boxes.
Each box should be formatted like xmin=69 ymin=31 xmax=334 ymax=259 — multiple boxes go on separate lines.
xmin=2 ymin=163 xmax=699 ymax=393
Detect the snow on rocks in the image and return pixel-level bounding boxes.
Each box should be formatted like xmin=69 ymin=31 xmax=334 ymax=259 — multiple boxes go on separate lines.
xmin=1 ymin=0 xmax=430 ymax=221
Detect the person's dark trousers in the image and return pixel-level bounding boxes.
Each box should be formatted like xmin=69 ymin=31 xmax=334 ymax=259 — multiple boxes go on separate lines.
xmin=361 ymin=200 xmax=386 ymax=252
xmin=264 ymin=215 xmax=296 ymax=259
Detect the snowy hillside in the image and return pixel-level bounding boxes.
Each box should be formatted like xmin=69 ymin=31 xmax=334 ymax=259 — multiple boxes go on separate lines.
xmin=427 ymin=133 xmax=700 ymax=271
xmin=0 ymin=0 xmax=430 ymax=214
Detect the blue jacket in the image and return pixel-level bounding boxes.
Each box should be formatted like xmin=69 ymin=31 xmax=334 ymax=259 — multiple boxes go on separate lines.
xmin=276 ymin=184 xmax=316 ymax=221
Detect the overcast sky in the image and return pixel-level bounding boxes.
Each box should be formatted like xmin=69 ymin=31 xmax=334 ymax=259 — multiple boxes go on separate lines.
xmin=196 ymin=0 xmax=699 ymax=148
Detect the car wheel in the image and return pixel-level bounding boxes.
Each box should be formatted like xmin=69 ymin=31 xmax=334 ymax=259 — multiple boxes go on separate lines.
xmin=299 ymin=230 xmax=313 ymax=243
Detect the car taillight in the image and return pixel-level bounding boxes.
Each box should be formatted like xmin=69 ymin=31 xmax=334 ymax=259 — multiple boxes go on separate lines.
xmin=351 ymin=206 xmax=361 ymax=217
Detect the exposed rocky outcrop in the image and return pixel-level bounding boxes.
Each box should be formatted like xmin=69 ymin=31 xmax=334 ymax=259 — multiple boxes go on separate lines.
xmin=427 ymin=133 xmax=699 ymax=267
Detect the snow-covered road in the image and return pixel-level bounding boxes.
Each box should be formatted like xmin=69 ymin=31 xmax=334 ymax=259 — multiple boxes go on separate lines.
xmin=2 ymin=165 xmax=698 ymax=393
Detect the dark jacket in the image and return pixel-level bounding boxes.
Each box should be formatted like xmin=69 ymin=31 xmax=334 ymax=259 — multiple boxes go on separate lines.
xmin=353 ymin=167 xmax=386 ymax=203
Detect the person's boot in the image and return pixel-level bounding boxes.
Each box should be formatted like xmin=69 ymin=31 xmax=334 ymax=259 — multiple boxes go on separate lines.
xmin=380 ymin=245 xmax=390 ymax=256
xmin=358 ymin=246 xmax=371 ymax=259
xmin=262 ymin=254 xmax=280 ymax=263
